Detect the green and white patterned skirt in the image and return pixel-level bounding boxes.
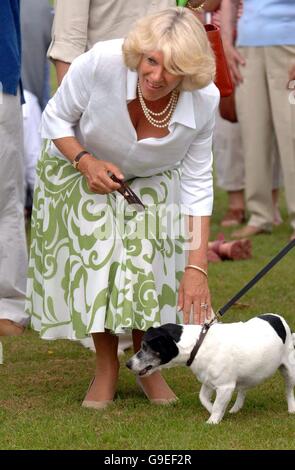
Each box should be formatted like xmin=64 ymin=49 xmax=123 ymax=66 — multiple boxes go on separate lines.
xmin=26 ymin=144 xmax=186 ymax=340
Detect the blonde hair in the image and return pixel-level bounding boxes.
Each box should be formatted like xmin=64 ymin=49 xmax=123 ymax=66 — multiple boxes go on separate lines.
xmin=122 ymin=7 xmax=216 ymax=91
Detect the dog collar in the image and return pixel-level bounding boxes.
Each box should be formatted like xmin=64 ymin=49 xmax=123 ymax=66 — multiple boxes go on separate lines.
xmin=186 ymin=319 xmax=215 ymax=367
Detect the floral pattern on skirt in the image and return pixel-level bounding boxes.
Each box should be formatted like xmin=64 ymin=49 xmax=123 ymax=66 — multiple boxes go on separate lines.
xmin=26 ymin=143 xmax=186 ymax=340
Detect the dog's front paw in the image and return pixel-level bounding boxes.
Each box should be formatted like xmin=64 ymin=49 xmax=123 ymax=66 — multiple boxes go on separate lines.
xmin=206 ymin=415 xmax=222 ymax=425
xmin=229 ymin=405 xmax=241 ymax=414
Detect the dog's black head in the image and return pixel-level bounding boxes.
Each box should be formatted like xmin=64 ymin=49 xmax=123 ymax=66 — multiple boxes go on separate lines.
xmin=126 ymin=324 xmax=183 ymax=376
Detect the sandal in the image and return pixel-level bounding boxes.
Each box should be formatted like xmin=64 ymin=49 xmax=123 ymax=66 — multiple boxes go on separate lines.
xmin=136 ymin=375 xmax=178 ymax=405
xmin=220 ymin=208 xmax=246 ymax=227
xmin=207 ymin=248 xmax=222 ymax=263
xmin=218 ymin=238 xmax=252 ymax=260
xmin=82 ymin=377 xmax=114 ymax=410
xmin=209 ymin=234 xmax=252 ymax=261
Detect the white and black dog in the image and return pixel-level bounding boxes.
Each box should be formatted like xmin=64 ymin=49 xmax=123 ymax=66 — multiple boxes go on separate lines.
xmin=126 ymin=314 xmax=295 ymax=424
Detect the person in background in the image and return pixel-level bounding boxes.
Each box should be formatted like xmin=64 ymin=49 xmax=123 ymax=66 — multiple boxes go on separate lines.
xmin=189 ymin=0 xmax=282 ymax=229
xmin=223 ymin=0 xmax=295 ymax=240
xmin=23 ymin=90 xmax=42 ymax=199
xmin=21 ymin=0 xmax=53 ymax=110
xmin=21 ymin=0 xmax=53 ymax=220
xmin=26 ymin=7 xmax=218 ymax=408
xmin=0 ymin=0 xmax=29 ymax=337
xmin=48 ymin=0 xmax=176 ymax=85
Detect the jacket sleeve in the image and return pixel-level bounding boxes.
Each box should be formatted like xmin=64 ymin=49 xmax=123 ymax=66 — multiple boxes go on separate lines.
xmin=47 ymin=0 xmax=91 ymax=63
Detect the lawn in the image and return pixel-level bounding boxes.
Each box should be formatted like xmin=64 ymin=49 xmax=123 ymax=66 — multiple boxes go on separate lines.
xmin=1 ymin=185 xmax=295 ymax=450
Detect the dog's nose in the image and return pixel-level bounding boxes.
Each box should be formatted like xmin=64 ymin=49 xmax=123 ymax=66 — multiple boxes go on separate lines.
xmin=126 ymin=359 xmax=132 ymax=369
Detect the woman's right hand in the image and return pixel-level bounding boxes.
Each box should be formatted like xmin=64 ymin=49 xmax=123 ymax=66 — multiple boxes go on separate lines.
xmin=78 ymin=154 xmax=124 ymax=194
xmin=224 ymin=42 xmax=245 ymax=85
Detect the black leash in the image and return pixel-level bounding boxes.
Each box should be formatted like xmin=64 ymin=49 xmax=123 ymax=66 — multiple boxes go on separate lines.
xmin=217 ymin=238 xmax=295 ymax=317
xmin=186 ymin=238 xmax=295 ymax=367
xmin=186 ymin=318 xmax=215 ymax=367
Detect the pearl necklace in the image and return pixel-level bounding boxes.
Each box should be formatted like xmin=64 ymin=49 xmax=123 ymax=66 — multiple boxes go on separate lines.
xmin=186 ymin=1 xmax=205 ymax=13
xmin=137 ymin=82 xmax=178 ymax=128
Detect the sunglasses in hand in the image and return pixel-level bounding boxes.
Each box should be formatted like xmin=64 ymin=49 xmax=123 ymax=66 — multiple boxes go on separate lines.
xmin=110 ymin=174 xmax=145 ymax=211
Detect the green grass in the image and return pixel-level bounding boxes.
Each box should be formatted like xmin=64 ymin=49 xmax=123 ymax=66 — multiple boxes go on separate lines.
xmin=14 ymin=2 xmax=294 ymax=450
xmin=1 ymin=185 xmax=295 ymax=450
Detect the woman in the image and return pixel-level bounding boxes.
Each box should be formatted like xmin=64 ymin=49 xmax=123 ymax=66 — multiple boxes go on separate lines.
xmin=26 ymin=7 xmax=219 ymax=408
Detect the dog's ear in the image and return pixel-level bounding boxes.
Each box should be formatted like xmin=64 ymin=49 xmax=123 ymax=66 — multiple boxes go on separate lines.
xmin=144 ymin=324 xmax=182 ymax=343
xmin=144 ymin=327 xmax=179 ymax=364
xmin=160 ymin=324 xmax=183 ymax=343
xmin=144 ymin=327 xmax=158 ymax=342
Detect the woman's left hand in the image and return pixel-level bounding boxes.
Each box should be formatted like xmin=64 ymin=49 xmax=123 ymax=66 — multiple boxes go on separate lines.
xmin=177 ymin=269 xmax=211 ymax=325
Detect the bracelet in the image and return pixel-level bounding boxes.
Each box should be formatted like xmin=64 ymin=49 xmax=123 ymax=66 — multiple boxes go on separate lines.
xmin=72 ymin=150 xmax=91 ymax=170
xmin=186 ymin=1 xmax=206 ymax=12
xmin=185 ymin=264 xmax=208 ymax=277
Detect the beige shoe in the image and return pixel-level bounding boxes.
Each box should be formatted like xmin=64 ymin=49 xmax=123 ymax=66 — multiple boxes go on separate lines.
xmin=209 ymin=238 xmax=252 ymax=261
xmin=147 ymin=397 xmax=178 ymax=405
xmin=82 ymin=399 xmax=112 ymax=410
xmin=231 ymin=225 xmax=270 ymax=239
xmin=82 ymin=376 xmax=114 ymax=410
xmin=220 ymin=208 xmax=246 ymax=227
xmin=0 ymin=319 xmax=24 ymax=336
xmin=136 ymin=376 xmax=178 ymax=405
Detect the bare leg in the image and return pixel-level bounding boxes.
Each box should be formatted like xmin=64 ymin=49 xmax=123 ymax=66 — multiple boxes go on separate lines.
xmin=132 ymin=329 xmax=177 ymax=402
xmin=229 ymin=389 xmax=246 ymax=414
xmin=83 ymin=331 xmax=119 ymax=403
xmin=207 ymin=386 xmax=235 ymax=424
xmin=221 ymin=190 xmax=245 ymax=227
xmin=228 ymin=190 xmax=244 ymax=210
xmin=0 ymin=319 xmax=24 ymax=336
xmin=199 ymin=384 xmax=213 ymax=413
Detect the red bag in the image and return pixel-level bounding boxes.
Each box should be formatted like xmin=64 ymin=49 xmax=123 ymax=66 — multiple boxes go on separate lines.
xmin=205 ymin=24 xmax=234 ymax=98
xmin=219 ymin=92 xmax=238 ymax=123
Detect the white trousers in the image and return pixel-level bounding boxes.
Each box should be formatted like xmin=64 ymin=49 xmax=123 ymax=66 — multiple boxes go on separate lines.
xmin=214 ymin=110 xmax=282 ymax=192
xmin=0 ymin=92 xmax=29 ymax=325
xmin=23 ymin=90 xmax=42 ymax=192
xmin=236 ymin=46 xmax=295 ymax=230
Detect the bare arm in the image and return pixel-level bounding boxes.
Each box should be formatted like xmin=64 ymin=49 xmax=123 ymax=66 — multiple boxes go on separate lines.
xmin=203 ymin=0 xmax=222 ymax=12
xmin=48 ymin=0 xmax=91 ymax=85
xmin=177 ymin=215 xmax=211 ymax=324
xmin=221 ymin=0 xmax=245 ymax=84
xmin=221 ymin=0 xmax=237 ymax=44
xmin=54 ymin=60 xmax=71 ymax=86
xmin=175 ymin=87 xmax=218 ymax=325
